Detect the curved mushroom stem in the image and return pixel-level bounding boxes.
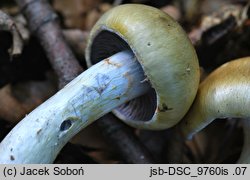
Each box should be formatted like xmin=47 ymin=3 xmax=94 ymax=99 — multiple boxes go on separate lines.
xmin=179 ymin=57 xmax=250 ymax=163
xmin=0 ymin=50 xmax=150 ymax=163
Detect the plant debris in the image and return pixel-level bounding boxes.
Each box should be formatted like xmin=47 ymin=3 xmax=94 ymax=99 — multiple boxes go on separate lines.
xmin=0 ymin=10 xmax=23 ymax=58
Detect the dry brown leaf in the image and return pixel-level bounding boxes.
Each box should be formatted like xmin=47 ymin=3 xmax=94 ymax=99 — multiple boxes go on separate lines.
xmin=0 ymin=10 xmax=23 ymax=57
xmin=53 ymin=0 xmax=101 ymax=29
xmin=0 ymin=84 xmax=26 ymax=123
xmin=13 ymin=15 xmax=30 ymax=43
xmin=0 ymin=72 xmax=57 ymax=123
xmin=160 ymin=5 xmax=181 ymax=21
xmin=85 ymin=3 xmax=112 ymax=30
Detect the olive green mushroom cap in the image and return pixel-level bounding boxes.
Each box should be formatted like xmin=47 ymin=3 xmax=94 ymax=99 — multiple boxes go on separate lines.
xmin=86 ymin=4 xmax=200 ymax=130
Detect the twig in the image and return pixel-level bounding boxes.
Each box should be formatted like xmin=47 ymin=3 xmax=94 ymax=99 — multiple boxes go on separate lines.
xmin=98 ymin=114 xmax=154 ymax=163
xmin=15 ymin=0 xmax=154 ymax=163
xmin=15 ymin=0 xmax=82 ymax=87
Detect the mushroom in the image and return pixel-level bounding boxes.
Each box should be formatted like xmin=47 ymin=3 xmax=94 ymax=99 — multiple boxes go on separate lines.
xmin=179 ymin=57 xmax=250 ymax=163
xmin=0 ymin=4 xmax=199 ymax=163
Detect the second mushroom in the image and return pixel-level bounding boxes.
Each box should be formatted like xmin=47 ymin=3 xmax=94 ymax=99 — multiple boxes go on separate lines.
xmin=180 ymin=57 xmax=250 ymax=163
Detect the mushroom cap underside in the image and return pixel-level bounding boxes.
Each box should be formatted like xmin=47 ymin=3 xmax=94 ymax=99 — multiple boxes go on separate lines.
xmin=86 ymin=4 xmax=200 ymax=129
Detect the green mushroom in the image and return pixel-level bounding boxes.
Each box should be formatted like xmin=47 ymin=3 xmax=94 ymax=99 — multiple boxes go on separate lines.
xmin=0 ymin=4 xmax=199 ymax=163
xmin=180 ymin=57 xmax=250 ymax=163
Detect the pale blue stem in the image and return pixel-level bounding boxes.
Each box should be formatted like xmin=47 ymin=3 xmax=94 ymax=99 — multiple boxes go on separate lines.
xmin=0 ymin=51 xmax=150 ymax=163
